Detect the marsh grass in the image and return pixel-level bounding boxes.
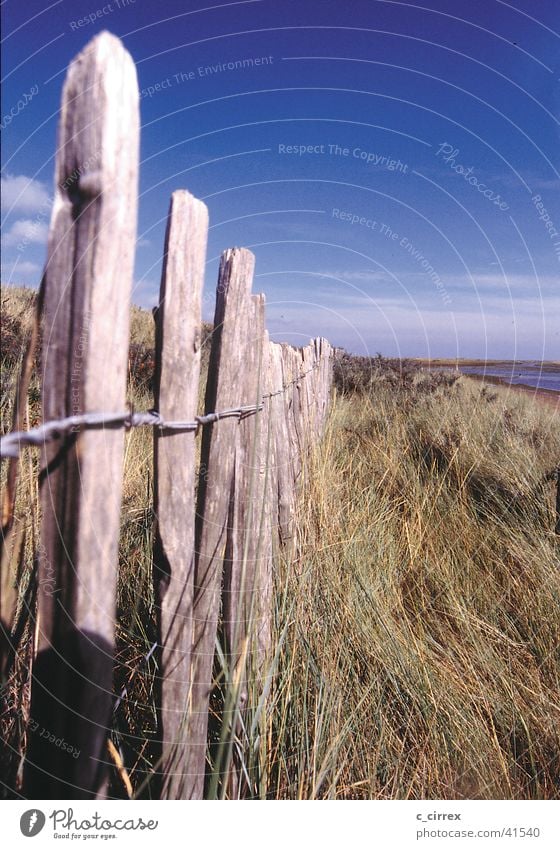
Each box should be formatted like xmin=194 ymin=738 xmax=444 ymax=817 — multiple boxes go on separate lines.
xmin=259 ymin=377 xmax=560 ymax=799
xmin=1 ymin=286 xmax=559 ymax=799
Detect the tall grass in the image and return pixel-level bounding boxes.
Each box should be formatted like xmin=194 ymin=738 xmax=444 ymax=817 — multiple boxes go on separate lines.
xmin=254 ymin=376 xmax=560 ymax=799
xmin=1 ymin=285 xmax=559 ymax=799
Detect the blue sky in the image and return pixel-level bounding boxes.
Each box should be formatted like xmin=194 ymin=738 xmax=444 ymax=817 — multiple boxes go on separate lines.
xmin=2 ymin=0 xmax=559 ymax=358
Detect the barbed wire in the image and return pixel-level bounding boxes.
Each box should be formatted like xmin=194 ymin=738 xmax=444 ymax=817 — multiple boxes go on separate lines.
xmin=0 ymin=363 xmax=322 ymax=459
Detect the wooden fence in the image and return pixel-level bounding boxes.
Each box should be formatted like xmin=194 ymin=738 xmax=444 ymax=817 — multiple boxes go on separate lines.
xmin=3 ymin=32 xmax=332 ymax=799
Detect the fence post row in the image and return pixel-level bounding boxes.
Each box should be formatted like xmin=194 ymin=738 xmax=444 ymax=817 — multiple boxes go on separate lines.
xmin=13 ymin=32 xmax=333 ymax=800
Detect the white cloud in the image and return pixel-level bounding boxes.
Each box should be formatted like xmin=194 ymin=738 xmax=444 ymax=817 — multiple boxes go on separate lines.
xmin=266 ymin=294 xmax=559 ymax=359
xmin=317 ymin=270 xmax=387 ymax=283
xmin=1 ymin=174 xmax=51 ymax=215
xmin=2 ymin=218 xmax=49 ymax=247
xmin=319 ymin=269 xmax=559 ymax=293
xmin=442 ymin=273 xmax=559 ymax=294
xmin=1 ymin=259 xmax=42 ymax=284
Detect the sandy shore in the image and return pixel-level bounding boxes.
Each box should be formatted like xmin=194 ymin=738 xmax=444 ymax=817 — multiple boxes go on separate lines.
xmin=415 ymin=358 xmax=560 ymax=372
xmin=414 ymin=359 xmax=559 ymax=412
xmin=461 ymin=372 xmax=559 ymax=411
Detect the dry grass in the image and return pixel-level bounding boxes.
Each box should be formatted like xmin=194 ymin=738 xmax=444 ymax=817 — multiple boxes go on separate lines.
xmin=258 ymin=377 xmax=560 ymax=799
xmin=1 ymin=286 xmax=559 ymax=799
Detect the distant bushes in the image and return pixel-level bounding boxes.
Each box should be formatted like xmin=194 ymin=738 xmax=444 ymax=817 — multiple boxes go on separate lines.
xmin=333 ymin=349 xmax=460 ymax=396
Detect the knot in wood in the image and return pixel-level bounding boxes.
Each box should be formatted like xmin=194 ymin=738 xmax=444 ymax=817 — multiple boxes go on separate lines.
xmin=66 ymin=169 xmax=103 ymax=207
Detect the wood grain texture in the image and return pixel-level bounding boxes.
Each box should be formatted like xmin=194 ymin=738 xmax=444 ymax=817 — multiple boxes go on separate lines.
xmin=223 ymin=295 xmax=267 ymax=658
xmin=254 ymin=329 xmax=274 ymax=662
xmin=291 ymin=347 xmax=307 ymax=465
xmin=25 ymin=32 xmax=139 ymax=799
xmin=282 ymin=346 xmax=301 ymax=489
xmin=153 ymin=190 xmax=209 ymax=799
xmin=219 ymin=294 xmax=267 ymax=798
xmin=189 ymin=248 xmax=255 ymax=798
xmin=319 ymin=339 xmax=333 ymax=435
xmin=269 ymin=342 xmax=295 ymax=543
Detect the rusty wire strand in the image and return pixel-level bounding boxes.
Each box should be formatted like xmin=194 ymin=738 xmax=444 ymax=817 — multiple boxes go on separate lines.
xmin=0 ymin=363 xmax=321 ymax=459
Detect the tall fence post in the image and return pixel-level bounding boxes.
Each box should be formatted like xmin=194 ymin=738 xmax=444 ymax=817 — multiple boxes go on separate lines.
xmin=24 ymin=32 xmax=139 ymax=799
xmin=554 ymin=466 xmax=560 ymax=534
xmin=311 ymin=337 xmax=332 ymax=439
xmin=222 ymin=294 xmax=267 ymax=661
xmin=153 ymin=190 xmax=209 ymax=799
xmin=283 ymin=346 xmax=302 ymax=489
xmin=189 ymin=248 xmax=256 ymax=798
xmin=269 ymin=343 xmax=295 ymax=544
xmin=255 ymin=329 xmax=275 ymax=661
xmin=292 ymin=347 xmax=308 ymax=463
xmin=215 ymin=293 xmax=268 ymax=798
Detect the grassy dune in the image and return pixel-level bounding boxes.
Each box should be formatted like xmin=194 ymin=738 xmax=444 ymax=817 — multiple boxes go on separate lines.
xmin=1 ymin=286 xmax=559 ymax=799
xmin=270 ymin=373 xmax=559 ymax=798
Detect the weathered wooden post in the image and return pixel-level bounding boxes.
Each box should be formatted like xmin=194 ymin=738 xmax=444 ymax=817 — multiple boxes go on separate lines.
xmin=320 ymin=339 xmax=333 ymax=434
xmin=189 ymin=248 xmax=256 ymax=798
xmin=555 ymin=466 xmax=560 ymax=534
xmin=24 ymin=32 xmax=139 ymax=798
xmin=269 ymin=343 xmax=296 ymax=544
xmin=312 ymin=337 xmax=332 ymax=438
xmin=254 ymin=330 xmax=275 ymax=661
xmin=283 ymin=346 xmax=302 ymax=488
xmin=222 ymin=295 xmax=267 ymax=660
xmin=301 ymin=343 xmax=315 ymax=442
xmin=153 ymin=190 xmax=208 ymax=799
xmin=292 ymin=347 xmax=308 ymax=461
xmin=214 ymin=295 xmax=270 ymax=798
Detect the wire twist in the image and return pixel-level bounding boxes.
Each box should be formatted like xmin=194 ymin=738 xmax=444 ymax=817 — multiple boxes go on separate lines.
xmin=0 ymin=362 xmax=322 ymax=459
